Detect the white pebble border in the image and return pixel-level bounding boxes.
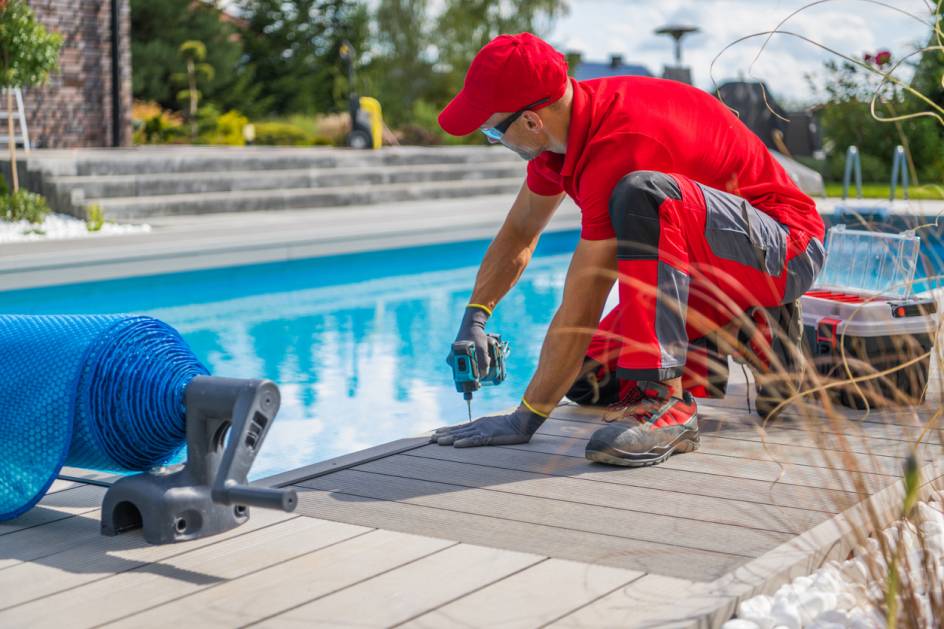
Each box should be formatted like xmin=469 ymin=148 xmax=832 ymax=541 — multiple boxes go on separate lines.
xmin=724 ymin=494 xmax=944 ymax=629
xmin=0 ymin=213 xmax=150 ymax=243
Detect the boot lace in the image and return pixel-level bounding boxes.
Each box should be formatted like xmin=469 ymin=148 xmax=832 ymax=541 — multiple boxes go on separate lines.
xmin=603 ymin=386 xmax=664 ymax=423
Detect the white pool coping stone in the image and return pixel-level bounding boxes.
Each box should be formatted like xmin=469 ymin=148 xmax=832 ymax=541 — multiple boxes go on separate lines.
xmin=2 ymin=196 xmax=943 ymax=293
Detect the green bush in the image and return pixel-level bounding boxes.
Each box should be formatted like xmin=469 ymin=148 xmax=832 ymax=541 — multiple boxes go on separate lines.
xmin=86 ymin=203 xmax=105 ymax=232
xmin=0 ymin=172 xmax=8 ymax=197
xmin=195 ymin=103 xmax=221 ymax=138
xmin=1 ymin=190 xmax=51 ymax=224
xmin=200 ymin=109 xmax=248 ymax=145
xmin=253 ymin=121 xmax=315 ymax=146
xmin=140 ymin=112 xmax=184 ymax=144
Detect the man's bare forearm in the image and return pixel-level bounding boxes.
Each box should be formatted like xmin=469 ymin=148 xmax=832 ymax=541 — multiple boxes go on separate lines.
xmin=468 ymin=185 xmax=564 ymax=311
xmin=524 ymin=238 xmax=616 ymax=414
xmin=469 ymin=225 xmax=539 ymax=310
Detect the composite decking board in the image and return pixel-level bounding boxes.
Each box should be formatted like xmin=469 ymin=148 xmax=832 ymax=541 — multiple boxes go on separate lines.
xmin=0 ymin=485 xmax=104 ymax=537
xmin=254 ymin=543 xmax=551 ymax=628
xmin=404 ymin=447 xmax=859 ymax=513
xmin=297 ymin=469 xmax=790 ymax=557
xmin=547 ymin=573 xmax=734 ymax=628
xmin=702 ymin=428 xmax=937 ymax=464
xmin=0 ymin=507 xmax=295 ymax=610
xmin=293 ymin=485 xmax=748 ymax=581
xmin=539 ymin=419 xmax=928 ymax=476
xmin=699 ymin=409 xmax=944 ymax=446
xmin=354 ymin=454 xmax=830 ymax=534
xmin=46 ymin=480 xmax=81 ymax=494
xmin=497 ymin=433 xmax=898 ymax=494
xmin=540 ymin=419 xmax=920 ymax=459
xmin=553 ymin=398 xmax=941 ymax=433
xmin=551 ymin=403 xmax=942 ymax=453
xmin=2 ymin=517 xmax=370 ymax=628
xmin=103 ymin=529 xmax=459 ymax=629
xmin=256 ymin=436 xmax=430 ymax=487
xmin=0 ymin=510 xmax=108 ymax=572
xmin=396 ymin=558 xmax=641 ymax=629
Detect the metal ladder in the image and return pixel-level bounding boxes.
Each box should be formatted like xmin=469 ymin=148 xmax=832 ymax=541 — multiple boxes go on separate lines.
xmin=0 ymin=87 xmax=31 ymax=151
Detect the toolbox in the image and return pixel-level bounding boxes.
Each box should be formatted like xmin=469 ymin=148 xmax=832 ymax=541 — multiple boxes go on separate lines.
xmin=801 ymin=225 xmax=937 ymax=409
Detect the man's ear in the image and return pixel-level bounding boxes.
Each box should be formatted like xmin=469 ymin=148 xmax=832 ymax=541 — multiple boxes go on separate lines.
xmin=523 ymin=111 xmax=544 ymax=133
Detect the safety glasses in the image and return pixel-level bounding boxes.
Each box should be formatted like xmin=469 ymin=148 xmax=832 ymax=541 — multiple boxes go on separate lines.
xmin=480 ymin=97 xmax=550 ymax=141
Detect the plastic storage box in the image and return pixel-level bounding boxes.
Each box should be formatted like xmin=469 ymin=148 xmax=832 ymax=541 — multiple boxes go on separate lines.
xmin=801 ymin=225 xmax=936 ymax=409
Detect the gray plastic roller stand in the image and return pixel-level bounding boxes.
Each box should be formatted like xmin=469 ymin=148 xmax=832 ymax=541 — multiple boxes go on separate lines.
xmin=101 ymin=376 xmax=297 ymax=544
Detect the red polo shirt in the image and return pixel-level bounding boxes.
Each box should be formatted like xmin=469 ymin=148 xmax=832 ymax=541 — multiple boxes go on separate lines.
xmin=527 ymin=76 xmax=824 ymax=243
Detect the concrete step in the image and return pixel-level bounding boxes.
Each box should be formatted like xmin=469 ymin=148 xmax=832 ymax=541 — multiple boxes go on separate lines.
xmin=91 ymin=177 xmax=525 ymax=219
xmin=47 ymin=161 xmax=526 ymax=200
xmin=27 ymin=146 xmax=520 ymax=177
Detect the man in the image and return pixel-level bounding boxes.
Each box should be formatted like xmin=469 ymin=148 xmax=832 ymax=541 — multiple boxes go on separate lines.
xmin=431 ymin=33 xmax=825 ymax=466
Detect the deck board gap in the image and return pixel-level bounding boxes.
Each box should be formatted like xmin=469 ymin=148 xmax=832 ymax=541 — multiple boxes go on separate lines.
xmin=96 ymin=527 xmax=380 ymax=628
xmin=0 ymin=514 xmax=304 ymax=611
xmin=536 ymin=572 xmax=649 ymax=629
xmin=388 ymin=557 xmax=552 ymax=628
xmin=243 ymin=541 xmax=462 ymax=628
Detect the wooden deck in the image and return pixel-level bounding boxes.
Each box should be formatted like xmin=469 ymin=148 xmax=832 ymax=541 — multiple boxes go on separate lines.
xmin=1 ymin=375 xmax=942 ymax=628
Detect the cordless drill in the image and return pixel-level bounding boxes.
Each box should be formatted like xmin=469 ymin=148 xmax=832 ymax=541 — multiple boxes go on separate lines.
xmin=448 ymin=334 xmax=509 ymax=421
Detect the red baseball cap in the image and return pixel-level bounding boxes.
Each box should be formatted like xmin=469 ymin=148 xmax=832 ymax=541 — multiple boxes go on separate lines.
xmin=438 ymin=33 xmax=569 ymax=136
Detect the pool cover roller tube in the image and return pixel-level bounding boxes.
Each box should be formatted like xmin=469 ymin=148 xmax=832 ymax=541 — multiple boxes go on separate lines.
xmin=0 ymin=314 xmax=209 ymax=521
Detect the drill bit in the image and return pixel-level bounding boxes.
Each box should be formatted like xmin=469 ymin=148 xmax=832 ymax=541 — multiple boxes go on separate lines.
xmin=464 ymin=391 xmax=473 ymax=422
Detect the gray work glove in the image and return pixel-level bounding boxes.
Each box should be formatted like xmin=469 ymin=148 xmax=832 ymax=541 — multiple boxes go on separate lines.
xmin=447 ymin=305 xmax=491 ymax=375
xmin=430 ymin=405 xmax=546 ymax=448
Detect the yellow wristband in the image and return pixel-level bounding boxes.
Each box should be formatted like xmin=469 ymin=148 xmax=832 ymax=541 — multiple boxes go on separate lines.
xmin=521 ymin=398 xmax=549 ymax=418
xmin=467 ymin=303 xmax=493 ymax=316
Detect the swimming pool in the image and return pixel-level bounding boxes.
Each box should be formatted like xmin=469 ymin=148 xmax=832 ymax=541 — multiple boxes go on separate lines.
xmin=3 ymin=214 xmax=942 ymax=480
xmin=0 ymin=229 xmax=581 ymax=479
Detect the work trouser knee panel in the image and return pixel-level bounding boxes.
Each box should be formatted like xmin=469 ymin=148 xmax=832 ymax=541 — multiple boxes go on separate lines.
xmin=783 ymin=237 xmax=826 ymax=302
xmin=698 ymin=183 xmax=787 ymax=277
xmin=609 ymin=171 xmax=682 ymax=260
xmin=654 ymin=262 xmax=690 ymax=369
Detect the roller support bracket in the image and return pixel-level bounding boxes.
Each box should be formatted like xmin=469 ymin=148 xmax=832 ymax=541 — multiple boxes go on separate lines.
xmin=101 ymin=375 xmax=297 ymax=544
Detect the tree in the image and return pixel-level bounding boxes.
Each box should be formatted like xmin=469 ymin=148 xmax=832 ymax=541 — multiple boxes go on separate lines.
xmin=0 ymin=0 xmax=61 ymax=193
xmin=815 ymin=55 xmax=942 ymax=183
xmin=433 ymin=0 xmax=569 ymax=103
xmin=909 ymin=6 xmax=943 ymax=164
xmin=131 ymin=0 xmax=260 ymax=116
xmin=237 ymin=0 xmax=369 ymax=115
xmin=175 ymin=41 xmax=215 ymax=141
xmin=362 ymin=0 xmax=436 ymax=125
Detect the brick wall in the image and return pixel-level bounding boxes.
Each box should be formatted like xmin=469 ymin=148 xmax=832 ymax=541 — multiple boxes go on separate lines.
xmin=20 ymin=0 xmax=132 ymax=148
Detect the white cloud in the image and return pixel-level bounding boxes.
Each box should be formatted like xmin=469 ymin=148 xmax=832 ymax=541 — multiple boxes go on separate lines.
xmin=550 ymin=0 xmax=934 ymax=104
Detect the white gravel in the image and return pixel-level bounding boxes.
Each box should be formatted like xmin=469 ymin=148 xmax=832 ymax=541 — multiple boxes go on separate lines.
xmin=0 ymin=213 xmax=150 ymax=243
xmin=724 ymin=495 xmax=944 ymax=628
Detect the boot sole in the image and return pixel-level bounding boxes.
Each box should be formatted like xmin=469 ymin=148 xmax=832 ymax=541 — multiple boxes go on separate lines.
xmin=585 ymin=429 xmax=700 ymax=467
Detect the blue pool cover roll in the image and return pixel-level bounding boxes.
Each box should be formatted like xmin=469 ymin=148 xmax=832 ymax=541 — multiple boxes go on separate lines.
xmin=0 ymin=315 xmax=209 ymax=520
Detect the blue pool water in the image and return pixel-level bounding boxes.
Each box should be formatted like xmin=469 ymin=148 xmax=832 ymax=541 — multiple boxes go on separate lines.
xmin=0 ymin=230 xmax=581 ymax=479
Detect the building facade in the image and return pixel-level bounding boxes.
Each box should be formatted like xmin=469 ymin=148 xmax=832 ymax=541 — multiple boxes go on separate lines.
xmin=20 ymin=0 xmax=132 ymax=148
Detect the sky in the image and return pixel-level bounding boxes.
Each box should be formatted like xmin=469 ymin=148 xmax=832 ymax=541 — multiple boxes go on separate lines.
xmin=548 ymin=0 xmax=937 ymax=106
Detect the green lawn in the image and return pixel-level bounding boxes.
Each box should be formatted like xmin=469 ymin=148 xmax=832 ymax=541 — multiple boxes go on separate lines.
xmin=824 ymin=182 xmax=944 ymax=200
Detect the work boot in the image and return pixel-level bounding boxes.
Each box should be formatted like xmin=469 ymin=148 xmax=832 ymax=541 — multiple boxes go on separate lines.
xmin=586 ymin=381 xmax=699 ymax=467
xmin=735 ymin=300 xmax=804 ymax=420
xmin=565 ymin=358 xmax=620 ymax=407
